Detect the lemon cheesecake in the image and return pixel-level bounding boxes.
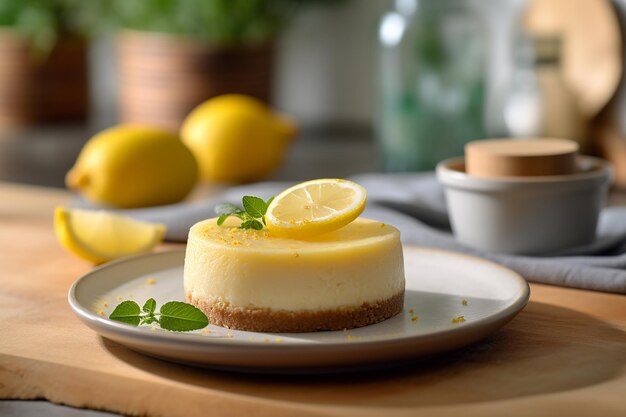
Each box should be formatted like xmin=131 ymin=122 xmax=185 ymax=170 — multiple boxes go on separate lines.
xmin=183 ymin=217 xmax=405 ymax=332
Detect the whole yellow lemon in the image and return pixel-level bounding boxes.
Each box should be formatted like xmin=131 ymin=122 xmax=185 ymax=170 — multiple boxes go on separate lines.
xmin=181 ymin=94 xmax=296 ymax=183
xmin=66 ymin=125 xmax=198 ymax=208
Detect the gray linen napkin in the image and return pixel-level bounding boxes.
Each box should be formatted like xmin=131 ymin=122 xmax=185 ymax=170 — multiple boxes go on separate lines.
xmin=81 ymin=173 xmax=626 ymax=294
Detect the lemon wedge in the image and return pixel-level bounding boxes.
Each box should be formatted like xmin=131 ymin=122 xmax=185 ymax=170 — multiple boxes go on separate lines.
xmin=54 ymin=207 xmax=166 ymax=264
xmin=265 ymin=179 xmax=366 ymax=238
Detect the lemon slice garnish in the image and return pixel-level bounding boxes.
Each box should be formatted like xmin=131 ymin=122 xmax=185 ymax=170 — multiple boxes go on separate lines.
xmin=265 ymin=179 xmax=366 ymax=238
xmin=54 ymin=207 xmax=166 ymax=264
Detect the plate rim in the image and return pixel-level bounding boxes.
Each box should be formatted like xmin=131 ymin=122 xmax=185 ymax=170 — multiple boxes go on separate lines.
xmin=68 ymin=246 xmax=530 ymax=353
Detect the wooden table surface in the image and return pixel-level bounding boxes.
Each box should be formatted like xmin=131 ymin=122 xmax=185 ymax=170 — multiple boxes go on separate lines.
xmin=1 ymin=182 xmax=625 ymax=417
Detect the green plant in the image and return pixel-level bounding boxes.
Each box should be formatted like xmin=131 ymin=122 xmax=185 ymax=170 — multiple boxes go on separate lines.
xmin=0 ymin=0 xmax=342 ymax=54
xmin=108 ymin=0 xmax=342 ymax=45
xmin=0 ymin=0 xmax=105 ymax=56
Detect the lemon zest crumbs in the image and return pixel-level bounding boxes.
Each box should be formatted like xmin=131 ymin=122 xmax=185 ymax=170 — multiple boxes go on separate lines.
xmin=346 ymin=335 xmax=354 ymax=341
xmin=116 ymin=295 xmax=123 ymax=301
xmin=151 ymin=326 xmax=157 ymax=331
xmin=275 ymin=337 xmax=284 ymax=343
xmin=408 ymin=308 xmax=415 ymax=314
xmin=202 ymin=329 xmax=212 ymax=334
xmin=380 ymin=223 xmax=386 ymax=228
xmin=462 ymin=299 xmax=468 ymax=306
xmin=263 ymin=338 xmax=270 ymax=343
xmin=293 ymin=252 xmax=299 ymax=258
xmin=98 ymin=310 xmax=105 ymax=317
xmin=226 ymin=333 xmax=234 ymax=338
xmin=452 ymin=316 xmax=466 ymax=324
xmin=145 ymin=277 xmax=157 ymax=285
xmin=411 ymin=316 xmax=420 ymax=322
xmin=102 ymin=301 xmax=108 ymax=307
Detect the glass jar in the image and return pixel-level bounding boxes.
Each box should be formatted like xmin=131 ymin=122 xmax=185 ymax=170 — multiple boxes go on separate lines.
xmin=504 ymin=34 xmax=586 ymax=145
xmin=377 ymin=0 xmax=487 ymax=172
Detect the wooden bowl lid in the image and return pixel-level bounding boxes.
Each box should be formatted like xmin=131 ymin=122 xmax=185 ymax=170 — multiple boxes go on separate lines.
xmin=465 ymin=138 xmax=579 ymax=178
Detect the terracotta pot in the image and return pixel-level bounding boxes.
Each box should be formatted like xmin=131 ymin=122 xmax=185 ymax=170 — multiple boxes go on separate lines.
xmin=0 ymin=30 xmax=88 ymax=130
xmin=117 ymin=31 xmax=274 ymax=131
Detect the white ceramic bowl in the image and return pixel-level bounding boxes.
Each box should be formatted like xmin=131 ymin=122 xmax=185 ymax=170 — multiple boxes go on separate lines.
xmin=436 ymin=156 xmax=613 ymax=255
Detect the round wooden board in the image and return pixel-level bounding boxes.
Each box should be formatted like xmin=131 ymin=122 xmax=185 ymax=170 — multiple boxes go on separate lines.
xmin=524 ymin=0 xmax=622 ymax=117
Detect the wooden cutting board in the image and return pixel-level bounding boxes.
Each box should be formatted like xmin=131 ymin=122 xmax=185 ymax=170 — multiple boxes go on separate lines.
xmin=1 ymin=182 xmax=626 ymax=417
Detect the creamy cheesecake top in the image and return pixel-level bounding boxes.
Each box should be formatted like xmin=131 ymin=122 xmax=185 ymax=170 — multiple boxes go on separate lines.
xmin=191 ymin=216 xmax=400 ymax=252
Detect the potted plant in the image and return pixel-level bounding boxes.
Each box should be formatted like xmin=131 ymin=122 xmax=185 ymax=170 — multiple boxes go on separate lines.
xmin=0 ymin=0 xmax=98 ymax=130
xmin=108 ymin=0 xmax=340 ymax=131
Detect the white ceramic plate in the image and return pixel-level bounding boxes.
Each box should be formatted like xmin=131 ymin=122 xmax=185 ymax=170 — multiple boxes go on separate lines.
xmin=68 ymin=246 xmax=529 ymax=373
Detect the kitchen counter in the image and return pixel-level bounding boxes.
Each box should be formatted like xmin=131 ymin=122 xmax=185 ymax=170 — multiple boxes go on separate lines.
xmin=1 ymin=181 xmax=625 ymax=417
xmin=1 ymin=125 xmax=626 ymax=416
xmin=0 ymin=124 xmax=378 ymax=188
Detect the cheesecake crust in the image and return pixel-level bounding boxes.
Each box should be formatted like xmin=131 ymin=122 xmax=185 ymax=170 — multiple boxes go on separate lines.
xmin=186 ymin=291 xmax=405 ymax=333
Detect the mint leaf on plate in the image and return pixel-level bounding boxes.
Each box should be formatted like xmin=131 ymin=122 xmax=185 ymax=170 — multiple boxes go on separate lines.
xmin=142 ymin=298 xmax=156 ymax=314
xmin=140 ymin=316 xmax=159 ymax=326
xmin=159 ymin=301 xmax=209 ymax=332
xmin=109 ymin=300 xmax=141 ymax=326
xmin=110 ymin=299 xmax=209 ymax=332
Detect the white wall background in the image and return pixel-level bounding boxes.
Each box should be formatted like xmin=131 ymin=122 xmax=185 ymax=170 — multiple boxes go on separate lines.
xmin=273 ymin=0 xmax=388 ymax=127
